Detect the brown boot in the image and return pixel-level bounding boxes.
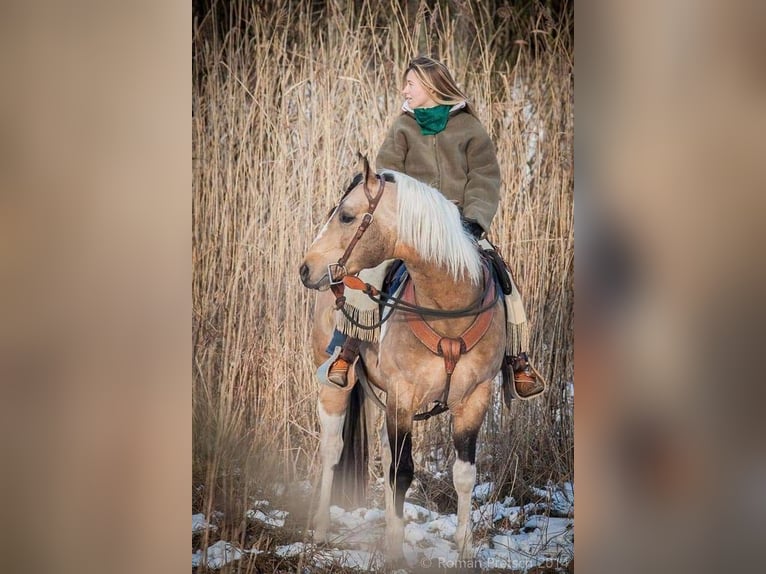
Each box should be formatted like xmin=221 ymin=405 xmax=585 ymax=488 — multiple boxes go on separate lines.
xmin=326 ymin=338 xmax=360 ymax=387
xmin=327 ymin=357 xmax=351 ymax=387
xmin=512 ymin=353 xmax=545 ymax=398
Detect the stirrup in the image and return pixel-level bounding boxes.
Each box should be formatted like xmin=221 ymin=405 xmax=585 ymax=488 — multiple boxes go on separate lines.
xmin=327 ymin=358 xmax=350 ymax=387
xmin=316 ymin=346 xmax=348 ymax=389
xmin=502 ymin=355 xmax=546 ymax=403
xmin=511 ymin=360 xmax=546 ymax=400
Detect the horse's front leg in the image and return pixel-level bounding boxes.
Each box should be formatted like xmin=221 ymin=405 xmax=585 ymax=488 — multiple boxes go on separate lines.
xmin=384 ymin=391 xmax=415 ymax=565
xmin=451 ymin=381 xmax=491 ymax=559
xmin=313 ymin=385 xmax=352 ymax=542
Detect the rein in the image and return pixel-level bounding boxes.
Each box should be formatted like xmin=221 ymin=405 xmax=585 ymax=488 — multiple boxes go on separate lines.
xmin=337 ymin=267 xmax=499 ymax=330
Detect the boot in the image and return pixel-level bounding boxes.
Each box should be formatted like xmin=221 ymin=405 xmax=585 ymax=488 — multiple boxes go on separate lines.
xmin=327 ymin=357 xmax=351 ymax=387
xmin=511 ymin=352 xmax=545 ymax=398
xmin=326 ymin=338 xmax=360 ymax=387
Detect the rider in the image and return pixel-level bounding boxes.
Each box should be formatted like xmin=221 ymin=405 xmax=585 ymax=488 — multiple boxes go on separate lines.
xmin=324 ymin=56 xmax=544 ymax=399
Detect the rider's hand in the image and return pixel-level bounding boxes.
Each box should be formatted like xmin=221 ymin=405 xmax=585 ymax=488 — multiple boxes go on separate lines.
xmin=462 ymin=218 xmax=484 ymax=239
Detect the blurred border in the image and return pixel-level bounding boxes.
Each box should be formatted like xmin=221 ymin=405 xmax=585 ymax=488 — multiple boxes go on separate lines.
xmin=577 ymin=0 xmax=766 ymax=572
xmin=0 ymin=2 xmax=188 ymax=573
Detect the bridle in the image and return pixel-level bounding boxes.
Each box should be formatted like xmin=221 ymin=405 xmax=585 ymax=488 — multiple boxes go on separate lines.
xmin=328 ymin=174 xmax=386 ymax=303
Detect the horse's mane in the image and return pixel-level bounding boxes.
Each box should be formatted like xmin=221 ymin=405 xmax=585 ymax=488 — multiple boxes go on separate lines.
xmin=380 ymin=170 xmax=482 ymax=284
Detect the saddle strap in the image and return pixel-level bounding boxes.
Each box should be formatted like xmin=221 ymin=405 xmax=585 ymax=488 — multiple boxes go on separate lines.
xmin=401 ymin=265 xmax=497 ymax=376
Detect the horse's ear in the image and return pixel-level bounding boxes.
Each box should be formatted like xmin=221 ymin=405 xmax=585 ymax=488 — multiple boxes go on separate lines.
xmin=358 ymin=152 xmax=375 ymax=185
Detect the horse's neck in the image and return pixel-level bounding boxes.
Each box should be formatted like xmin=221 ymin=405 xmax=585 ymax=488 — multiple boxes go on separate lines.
xmin=403 ymin=260 xmax=483 ymax=310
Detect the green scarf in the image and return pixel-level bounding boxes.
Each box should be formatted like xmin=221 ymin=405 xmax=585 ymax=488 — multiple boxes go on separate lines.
xmin=413 ymin=104 xmax=451 ymax=135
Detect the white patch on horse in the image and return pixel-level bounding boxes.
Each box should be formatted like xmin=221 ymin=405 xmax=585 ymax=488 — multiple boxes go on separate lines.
xmin=313 ymin=402 xmax=346 ymax=541
xmin=318 ymin=402 xmax=345 ymax=439
xmin=312 ymin=207 xmax=337 ymax=243
xmin=453 ymin=459 xmax=477 ymax=557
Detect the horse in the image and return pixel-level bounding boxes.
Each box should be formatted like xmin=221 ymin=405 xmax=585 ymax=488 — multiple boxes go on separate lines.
xmin=298 ymin=158 xmax=508 ymax=564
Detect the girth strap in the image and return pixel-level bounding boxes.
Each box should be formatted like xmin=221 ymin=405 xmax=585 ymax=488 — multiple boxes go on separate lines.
xmin=401 ymin=264 xmax=497 ymax=379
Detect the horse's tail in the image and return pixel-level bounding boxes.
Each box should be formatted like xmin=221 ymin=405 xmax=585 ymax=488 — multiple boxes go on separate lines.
xmin=331 ymin=376 xmax=369 ymax=509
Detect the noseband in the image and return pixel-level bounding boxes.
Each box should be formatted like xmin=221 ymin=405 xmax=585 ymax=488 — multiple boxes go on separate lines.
xmin=328 ymin=175 xmax=386 ymax=299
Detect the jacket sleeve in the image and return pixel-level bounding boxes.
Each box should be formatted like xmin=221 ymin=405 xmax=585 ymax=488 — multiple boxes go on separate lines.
xmin=462 ymin=121 xmax=502 ymax=233
xmin=375 ymin=116 xmax=407 ymax=172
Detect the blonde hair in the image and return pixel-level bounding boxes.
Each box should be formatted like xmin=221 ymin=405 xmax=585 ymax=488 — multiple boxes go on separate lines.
xmin=404 ymin=56 xmax=474 ymax=115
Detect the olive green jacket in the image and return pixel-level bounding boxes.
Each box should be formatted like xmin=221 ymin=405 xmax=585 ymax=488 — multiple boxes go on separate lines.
xmin=375 ymin=108 xmax=502 ymax=233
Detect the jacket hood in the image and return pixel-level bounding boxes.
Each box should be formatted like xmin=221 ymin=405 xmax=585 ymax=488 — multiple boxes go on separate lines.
xmin=401 ymin=100 xmax=467 ymax=115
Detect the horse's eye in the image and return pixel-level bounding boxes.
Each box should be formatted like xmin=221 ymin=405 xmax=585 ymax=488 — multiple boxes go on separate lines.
xmin=338 ymin=211 xmax=356 ymax=224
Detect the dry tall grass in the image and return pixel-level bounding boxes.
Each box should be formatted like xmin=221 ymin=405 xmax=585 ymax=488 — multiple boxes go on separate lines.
xmin=193 ymin=0 xmax=572 ymax=563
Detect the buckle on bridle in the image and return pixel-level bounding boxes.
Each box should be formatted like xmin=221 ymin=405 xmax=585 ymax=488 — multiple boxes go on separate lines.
xmin=327 ymin=263 xmax=347 ymax=285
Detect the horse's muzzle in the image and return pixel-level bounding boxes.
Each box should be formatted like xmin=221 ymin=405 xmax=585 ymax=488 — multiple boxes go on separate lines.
xmin=299 ymin=263 xmax=330 ymax=290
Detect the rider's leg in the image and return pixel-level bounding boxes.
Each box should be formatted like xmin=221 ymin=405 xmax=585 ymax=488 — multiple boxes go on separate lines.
xmin=478 ymin=238 xmax=545 ymax=399
xmin=326 ymin=333 xmax=360 ymax=387
xmin=325 ymin=261 xmax=398 ymax=387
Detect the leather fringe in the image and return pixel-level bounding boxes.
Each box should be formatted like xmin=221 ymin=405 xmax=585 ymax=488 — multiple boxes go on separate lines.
xmin=335 ymin=305 xmax=380 ymax=342
xmin=506 ymin=319 xmax=529 ymax=357
xmin=504 ymin=286 xmax=530 ymax=356
xmin=333 ymin=262 xmax=391 ymax=343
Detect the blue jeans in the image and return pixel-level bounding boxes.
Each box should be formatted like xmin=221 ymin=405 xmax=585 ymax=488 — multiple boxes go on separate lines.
xmin=325 ymin=329 xmax=347 ymax=354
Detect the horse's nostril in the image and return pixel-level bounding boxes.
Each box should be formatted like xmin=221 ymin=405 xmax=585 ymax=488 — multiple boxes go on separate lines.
xmin=299 ymin=263 xmax=309 ymax=282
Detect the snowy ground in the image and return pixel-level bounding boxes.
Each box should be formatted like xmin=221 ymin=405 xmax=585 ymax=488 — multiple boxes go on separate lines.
xmin=192 ymin=480 xmax=573 ymax=571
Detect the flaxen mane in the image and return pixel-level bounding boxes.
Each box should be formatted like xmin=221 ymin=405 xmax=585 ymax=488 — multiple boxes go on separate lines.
xmin=381 ymin=170 xmax=482 ymax=284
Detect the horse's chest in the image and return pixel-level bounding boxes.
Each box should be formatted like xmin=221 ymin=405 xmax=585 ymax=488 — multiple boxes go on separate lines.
xmin=377 ymin=321 xmax=453 ymax=395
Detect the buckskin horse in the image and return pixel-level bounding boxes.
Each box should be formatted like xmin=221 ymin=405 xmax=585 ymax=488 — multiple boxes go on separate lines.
xmin=299 ymin=158 xmax=507 ymax=563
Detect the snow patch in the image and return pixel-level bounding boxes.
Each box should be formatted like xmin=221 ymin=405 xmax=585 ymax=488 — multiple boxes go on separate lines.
xmin=192 ymin=540 xmax=257 ymax=569
xmin=403 ymin=502 xmax=435 ymax=522
xmin=194 ymin=478 xmax=574 ymax=571
xmin=246 ymin=508 xmax=288 ymax=527
xmin=531 ymin=482 xmax=574 ymax=515
xmin=473 ymin=481 xmax=494 ymax=502
xmin=275 ymin=542 xmax=307 ymax=557
xmin=192 ymin=513 xmax=216 ymax=533
xmin=426 ymin=514 xmax=457 ymax=538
